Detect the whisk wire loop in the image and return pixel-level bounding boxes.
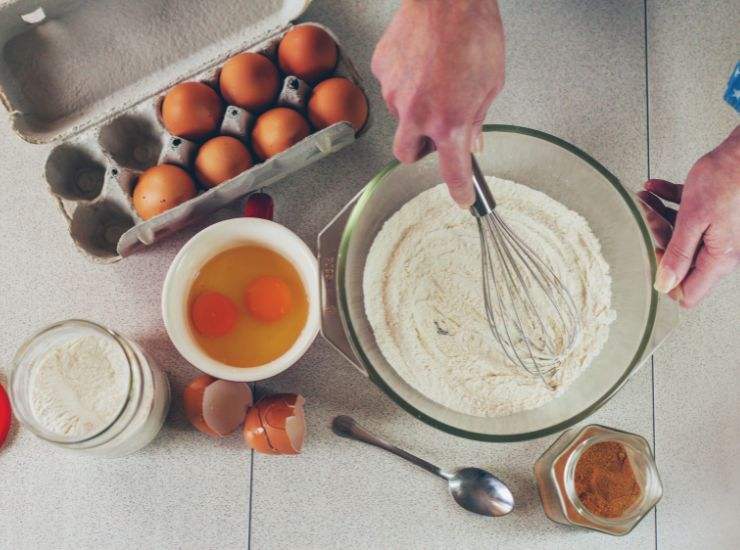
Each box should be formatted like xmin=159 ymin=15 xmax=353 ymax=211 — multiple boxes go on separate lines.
xmin=470 ymin=155 xmax=581 ymax=388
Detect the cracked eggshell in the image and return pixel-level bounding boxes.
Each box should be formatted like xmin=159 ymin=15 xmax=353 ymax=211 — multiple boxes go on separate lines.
xmin=244 ymin=405 xmax=279 ymax=454
xmin=183 ymin=374 xmax=218 ymax=437
xmin=202 ymin=379 xmax=253 ymax=436
xmin=243 ymin=394 xmax=306 ymax=454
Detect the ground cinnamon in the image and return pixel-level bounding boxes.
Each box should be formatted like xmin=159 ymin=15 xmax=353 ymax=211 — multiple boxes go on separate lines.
xmin=574 ymin=441 xmax=641 ymax=518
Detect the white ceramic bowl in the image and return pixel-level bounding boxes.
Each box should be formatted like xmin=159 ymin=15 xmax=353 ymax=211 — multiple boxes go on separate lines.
xmin=162 ymin=218 xmax=319 ymax=382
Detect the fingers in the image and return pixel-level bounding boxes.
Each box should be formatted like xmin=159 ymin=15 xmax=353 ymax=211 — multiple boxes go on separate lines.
xmin=655 ymin=209 xmax=708 ymax=294
xmin=677 ymin=245 xmax=737 ymax=308
xmin=654 ymin=249 xmax=684 ymax=301
xmin=436 ymin=129 xmax=475 ymax=207
xmin=662 ymin=207 xmax=678 ymax=225
xmin=636 ymin=190 xmax=676 ymax=223
xmin=393 ymin=121 xmax=427 ymax=164
xmin=636 ymin=190 xmax=678 ymax=249
xmin=644 ymin=179 xmax=683 ymax=204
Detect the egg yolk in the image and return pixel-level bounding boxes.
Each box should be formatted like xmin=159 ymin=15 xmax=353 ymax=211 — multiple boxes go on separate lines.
xmin=245 ymin=276 xmax=293 ymax=323
xmin=188 ymin=245 xmax=308 ymax=368
xmin=191 ymin=291 xmax=239 ymax=337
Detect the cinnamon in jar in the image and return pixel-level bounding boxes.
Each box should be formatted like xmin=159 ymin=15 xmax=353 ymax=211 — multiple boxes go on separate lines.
xmin=574 ymin=441 xmax=641 ymax=518
xmin=534 ymin=424 xmax=662 ymax=535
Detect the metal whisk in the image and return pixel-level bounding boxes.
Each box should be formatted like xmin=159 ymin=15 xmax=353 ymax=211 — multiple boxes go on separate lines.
xmin=470 ymin=155 xmax=580 ymax=388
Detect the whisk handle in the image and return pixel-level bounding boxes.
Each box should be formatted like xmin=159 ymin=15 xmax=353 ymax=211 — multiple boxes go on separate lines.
xmin=470 ymin=154 xmax=496 ymax=217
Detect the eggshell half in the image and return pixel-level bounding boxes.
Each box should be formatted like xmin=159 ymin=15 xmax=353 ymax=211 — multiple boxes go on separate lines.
xmin=183 ymin=374 xmax=218 ymax=437
xmin=202 ymin=380 xmax=253 ymax=436
xmin=260 ymin=394 xmax=305 ymax=454
xmin=243 ymin=394 xmax=306 ymax=454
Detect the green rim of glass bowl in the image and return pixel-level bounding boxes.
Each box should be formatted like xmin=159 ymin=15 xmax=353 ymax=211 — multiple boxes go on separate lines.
xmin=337 ymin=124 xmax=658 ymax=442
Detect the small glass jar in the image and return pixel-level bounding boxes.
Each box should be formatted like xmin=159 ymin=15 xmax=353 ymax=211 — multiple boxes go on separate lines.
xmin=534 ymin=424 xmax=662 ymax=536
xmin=10 ymin=320 xmax=170 ymax=458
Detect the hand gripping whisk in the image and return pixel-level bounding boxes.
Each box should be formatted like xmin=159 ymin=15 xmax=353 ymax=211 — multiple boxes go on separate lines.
xmin=469 ymin=155 xmax=580 ymax=388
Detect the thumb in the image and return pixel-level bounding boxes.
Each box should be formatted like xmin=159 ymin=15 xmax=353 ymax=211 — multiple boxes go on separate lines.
xmin=436 ymin=130 xmax=474 ymax=207
xmin=655 ymin=208 xmax=707 ymax=293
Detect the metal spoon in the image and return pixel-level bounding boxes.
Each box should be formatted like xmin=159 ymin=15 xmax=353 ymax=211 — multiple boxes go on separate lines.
xmin=331 ymin=415 xmax=515 ymax=517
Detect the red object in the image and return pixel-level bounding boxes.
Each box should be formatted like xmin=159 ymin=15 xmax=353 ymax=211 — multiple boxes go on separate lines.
xmin=244 ymin=276 xmax=293 ymax=323
xmin=243 ymin=192 xmax=274 ymax=220
xmin=191 ymin=291 xmax=239 ymax=337
xmin=0 ymin=383 xmax=11 ymax=449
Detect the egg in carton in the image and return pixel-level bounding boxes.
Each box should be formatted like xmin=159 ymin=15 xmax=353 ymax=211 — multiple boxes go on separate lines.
xmin=0 ymin=0 xmax=370 ymax=262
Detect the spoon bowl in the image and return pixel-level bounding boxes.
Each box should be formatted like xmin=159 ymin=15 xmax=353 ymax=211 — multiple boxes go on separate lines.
xmin=447 ymin=467 xmax=514 ymax=517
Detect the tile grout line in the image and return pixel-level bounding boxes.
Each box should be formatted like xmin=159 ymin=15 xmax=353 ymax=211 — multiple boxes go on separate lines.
xmin=643 ymin=1 xmax=658 ymax=550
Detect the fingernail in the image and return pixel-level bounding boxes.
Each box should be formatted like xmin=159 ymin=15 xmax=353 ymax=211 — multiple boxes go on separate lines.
xmin=654 ymin=264 xmax=677 ymax=293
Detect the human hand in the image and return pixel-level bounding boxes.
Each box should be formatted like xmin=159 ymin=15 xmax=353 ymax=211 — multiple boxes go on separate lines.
xmin=371 ymin=0 xmax=505 ymax=206
xmin=644 ymin=125 xmax=740 ymax=308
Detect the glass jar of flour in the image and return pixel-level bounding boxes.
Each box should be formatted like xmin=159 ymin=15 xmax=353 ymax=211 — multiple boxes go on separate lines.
xmin=10 ymin=320 xmax=170 ymax=457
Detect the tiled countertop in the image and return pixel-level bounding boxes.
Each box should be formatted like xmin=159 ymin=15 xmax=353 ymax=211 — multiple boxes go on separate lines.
xmin=0 ymin=1 xmax=737 ymax=549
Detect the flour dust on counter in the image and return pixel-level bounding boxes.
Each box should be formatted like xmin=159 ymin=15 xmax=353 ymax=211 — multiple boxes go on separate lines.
xmin=363 ymin=180 xmax=616 ymax=417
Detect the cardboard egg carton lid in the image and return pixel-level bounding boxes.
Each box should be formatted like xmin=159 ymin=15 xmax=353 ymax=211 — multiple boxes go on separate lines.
xmin=0 ymin=0 xmax=312 ymax=143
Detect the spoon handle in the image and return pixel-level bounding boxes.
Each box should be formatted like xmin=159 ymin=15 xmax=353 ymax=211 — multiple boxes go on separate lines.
xmin=332 ymin=416 xmax=448 ymax=479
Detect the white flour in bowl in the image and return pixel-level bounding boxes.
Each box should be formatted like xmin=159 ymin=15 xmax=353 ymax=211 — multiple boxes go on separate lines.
xmin=363 ymin=180 xmax=616 ymax=417
xmin=29 ymin=334 xmax=130 ymax=438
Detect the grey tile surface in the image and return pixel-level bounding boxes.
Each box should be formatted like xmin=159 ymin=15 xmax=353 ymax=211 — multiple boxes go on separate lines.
xmin=251 ymin=1 xmax=655 ymax=549
xmin=647 ymin=1 xmax=740 ymax=549
xmin=0 ymin=0 xmax=736 ymax=549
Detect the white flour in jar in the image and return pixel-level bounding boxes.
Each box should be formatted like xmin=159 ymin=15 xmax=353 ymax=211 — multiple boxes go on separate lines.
xmin=29 ymin=334 xmax=130 ymax=438
xmin=363 ymin=180 xmax=616 ymax=417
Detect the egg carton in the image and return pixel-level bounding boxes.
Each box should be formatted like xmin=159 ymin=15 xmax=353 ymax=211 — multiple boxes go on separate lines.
xmin=0 ymin=0 xmax=369 ymax=262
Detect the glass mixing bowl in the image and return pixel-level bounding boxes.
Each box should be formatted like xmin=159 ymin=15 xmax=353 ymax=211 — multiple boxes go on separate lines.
xmin=319 ymin=125 xmax=677 ymax=442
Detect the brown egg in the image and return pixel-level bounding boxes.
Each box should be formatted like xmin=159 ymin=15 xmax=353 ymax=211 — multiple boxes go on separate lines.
xmin=194 ymin=136 xmax=254 ymax=188
xmin=308 ymin=77 xmax=368 ymax=132
xmin=132 ymin=164 xmax=197 ymax=221
xmin=183 ymin=374 xmax=218 ymax=437
xmin=161 ymin=82 xmax=223 ymax=140
xmin=278 ymin=25 xmax=338 ymax=84
xmin=250 ymin=107 xmax=310 ymax=160
xmin=219 ymin=52 xmax=280 ymax=112
xmin=243 ymin=394 xmax=306 ymax=454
